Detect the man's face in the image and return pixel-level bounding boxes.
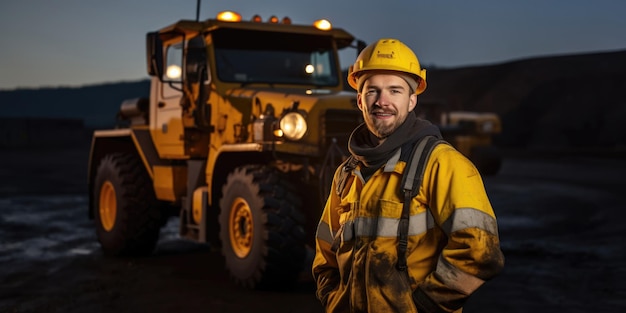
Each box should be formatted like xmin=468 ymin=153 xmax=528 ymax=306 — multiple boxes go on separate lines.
xmin=357 ymin=73 xmax=417 ymax=139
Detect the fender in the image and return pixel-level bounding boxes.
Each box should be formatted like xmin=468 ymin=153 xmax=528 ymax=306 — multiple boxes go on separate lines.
xmin=87 ymin=128 xmax=167 ymax=217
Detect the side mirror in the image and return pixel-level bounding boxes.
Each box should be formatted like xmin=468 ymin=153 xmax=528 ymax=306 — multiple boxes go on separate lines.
xmin=356 ymin=40 xmax=367 ymax=55
xmin=146 ymin=32 xmax=163 ymax=77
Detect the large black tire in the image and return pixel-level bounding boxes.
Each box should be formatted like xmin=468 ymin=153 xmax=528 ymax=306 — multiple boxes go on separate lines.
xmin=219 ymin=165 xmax=306 ymax=289
xmin=93 ymin=153 xmax=163 ymax=256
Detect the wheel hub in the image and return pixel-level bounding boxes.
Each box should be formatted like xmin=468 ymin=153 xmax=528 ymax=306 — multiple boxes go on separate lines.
xmin=229 ymin=197 xmax=253 ymax=258
xmin=99 ymin=181 xmax=117 ymax=232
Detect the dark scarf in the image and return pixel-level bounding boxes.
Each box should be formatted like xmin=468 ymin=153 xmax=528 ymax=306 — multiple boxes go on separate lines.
xmin=348 ymin=112 xmax=442 ymax=171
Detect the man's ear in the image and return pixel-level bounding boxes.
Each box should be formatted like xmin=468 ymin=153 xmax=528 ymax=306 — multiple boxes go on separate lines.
xmin=408 ymin=94 xmax=418 ymax=112
xmin=357 ymin=93 xmax=364 ymax=111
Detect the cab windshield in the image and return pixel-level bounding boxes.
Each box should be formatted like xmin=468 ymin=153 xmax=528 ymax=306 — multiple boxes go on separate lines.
xmin=213 ymin=29 xmax=339 ymax=86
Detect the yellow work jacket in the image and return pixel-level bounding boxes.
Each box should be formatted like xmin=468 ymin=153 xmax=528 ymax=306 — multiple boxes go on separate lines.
xmin=313 ymin=143 xmax=504 ymax=313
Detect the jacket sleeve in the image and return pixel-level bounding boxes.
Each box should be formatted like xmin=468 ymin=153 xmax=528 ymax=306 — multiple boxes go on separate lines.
xmin=414 ymin=145 xmax=505 ymax=313
xmin=311 ymin=167 xmax=344 ymax=307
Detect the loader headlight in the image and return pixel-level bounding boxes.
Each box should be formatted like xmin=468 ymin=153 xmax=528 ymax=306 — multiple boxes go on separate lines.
xmin=279 ymin=112 xmax=307 ymax=140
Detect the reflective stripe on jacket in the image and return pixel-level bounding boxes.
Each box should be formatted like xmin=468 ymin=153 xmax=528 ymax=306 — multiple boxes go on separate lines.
xmin=313 ymin=143 xmax=505 ymax=313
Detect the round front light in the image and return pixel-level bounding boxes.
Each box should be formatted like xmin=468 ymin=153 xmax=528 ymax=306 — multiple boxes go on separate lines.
xmin=279 ymin=112 xmax=307 ymax=140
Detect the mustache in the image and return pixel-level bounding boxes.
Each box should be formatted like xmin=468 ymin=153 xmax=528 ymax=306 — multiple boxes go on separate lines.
xmin=370 ymin=106 xmax=396 ymax=115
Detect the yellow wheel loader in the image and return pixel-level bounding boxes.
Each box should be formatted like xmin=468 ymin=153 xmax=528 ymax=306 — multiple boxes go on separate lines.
xmin=87 ymin=11 xmax=364 ymax=289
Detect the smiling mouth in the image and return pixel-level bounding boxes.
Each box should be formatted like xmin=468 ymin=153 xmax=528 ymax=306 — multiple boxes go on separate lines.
xmin=372 ymin=111 xmax=395 ymax=118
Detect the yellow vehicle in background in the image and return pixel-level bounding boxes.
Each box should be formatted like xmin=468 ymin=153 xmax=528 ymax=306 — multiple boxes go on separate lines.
xmin=416 ymin=101 xmax=502 ymax=175
xmin=87 ymin=10 xmax=364 ymax=289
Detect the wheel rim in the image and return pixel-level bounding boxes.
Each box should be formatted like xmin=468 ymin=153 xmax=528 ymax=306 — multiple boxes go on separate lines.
xmin=229 ymin=197 xmax=253 ymax=258
xmin=99 ymin=181 xmax=117 ymax=232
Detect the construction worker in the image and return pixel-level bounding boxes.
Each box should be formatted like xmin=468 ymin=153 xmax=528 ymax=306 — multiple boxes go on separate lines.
xmin=312 ymin=38 xmax=505 ymax=312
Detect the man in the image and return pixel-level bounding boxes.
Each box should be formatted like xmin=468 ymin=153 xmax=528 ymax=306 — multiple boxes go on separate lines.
xmin=312 ymin=38 xmax=505 ymax=312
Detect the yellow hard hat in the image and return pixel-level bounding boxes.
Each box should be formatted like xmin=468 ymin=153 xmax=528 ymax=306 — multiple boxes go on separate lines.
xmin=347 ymin=38 xmax=427 ymax=95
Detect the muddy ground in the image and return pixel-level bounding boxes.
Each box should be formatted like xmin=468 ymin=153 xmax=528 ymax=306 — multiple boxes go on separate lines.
xmin=1 ymin=145 xmax=625 ymax=313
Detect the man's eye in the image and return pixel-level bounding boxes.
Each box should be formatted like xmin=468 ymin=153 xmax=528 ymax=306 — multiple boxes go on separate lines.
xmin=365 ymin=90 xmax=378 ymax=96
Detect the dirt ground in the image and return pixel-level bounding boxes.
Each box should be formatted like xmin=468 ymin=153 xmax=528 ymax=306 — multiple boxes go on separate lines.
xmin=1 ymin=145 xmax=625 ymax=313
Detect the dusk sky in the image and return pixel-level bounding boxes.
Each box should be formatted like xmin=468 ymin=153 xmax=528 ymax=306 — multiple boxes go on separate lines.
xmin=1 ymin=0 xmax=625 ymax=90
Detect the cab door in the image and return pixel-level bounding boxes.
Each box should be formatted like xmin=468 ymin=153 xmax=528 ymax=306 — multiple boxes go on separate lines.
xmin=151 ymin=42 xmax=185 ymax=158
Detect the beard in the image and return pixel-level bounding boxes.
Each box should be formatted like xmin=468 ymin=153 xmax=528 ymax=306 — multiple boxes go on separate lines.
xmin=363 ymin=108 xmax=409 ymax=139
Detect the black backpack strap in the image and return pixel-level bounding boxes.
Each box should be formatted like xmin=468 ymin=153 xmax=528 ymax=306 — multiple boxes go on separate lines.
xmin=335 ymin=156 xmax=359 ymax=197
xmin=397 ymin=135 xmax=442 ymax=271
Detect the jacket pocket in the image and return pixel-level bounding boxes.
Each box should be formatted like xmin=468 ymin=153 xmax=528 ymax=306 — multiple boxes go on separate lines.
xmin=366 ymin=243 xmax=417 ymax=312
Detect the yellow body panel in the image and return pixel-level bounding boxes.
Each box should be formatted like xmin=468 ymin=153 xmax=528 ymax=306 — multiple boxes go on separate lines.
xmin=192 ymin=187 xmax=208 ymax=224
xmin=153 ymin=165 xmax=187 ymax=201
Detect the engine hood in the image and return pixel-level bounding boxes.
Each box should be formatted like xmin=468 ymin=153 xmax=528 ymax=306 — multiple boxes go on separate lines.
xmin=225 ymin=86 xmax=358 ymax=117
xmin=224 ymin=86 xmax=362 ymax=155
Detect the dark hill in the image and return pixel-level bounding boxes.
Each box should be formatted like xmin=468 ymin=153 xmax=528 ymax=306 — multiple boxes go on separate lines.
xmin=0 ymin=80 xmax=150 ymax=128
xmin=1 ymin=50 xmax=625 ymax=149
xmin=420 ymin=50 xmax=626 ymax=149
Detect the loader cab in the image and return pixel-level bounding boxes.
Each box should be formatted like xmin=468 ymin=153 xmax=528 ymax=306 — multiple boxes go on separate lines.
xmin=146 ymin=30 xmax=212 ymax=158
xmin=147 ymin=31 xmax=187 ymax=158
